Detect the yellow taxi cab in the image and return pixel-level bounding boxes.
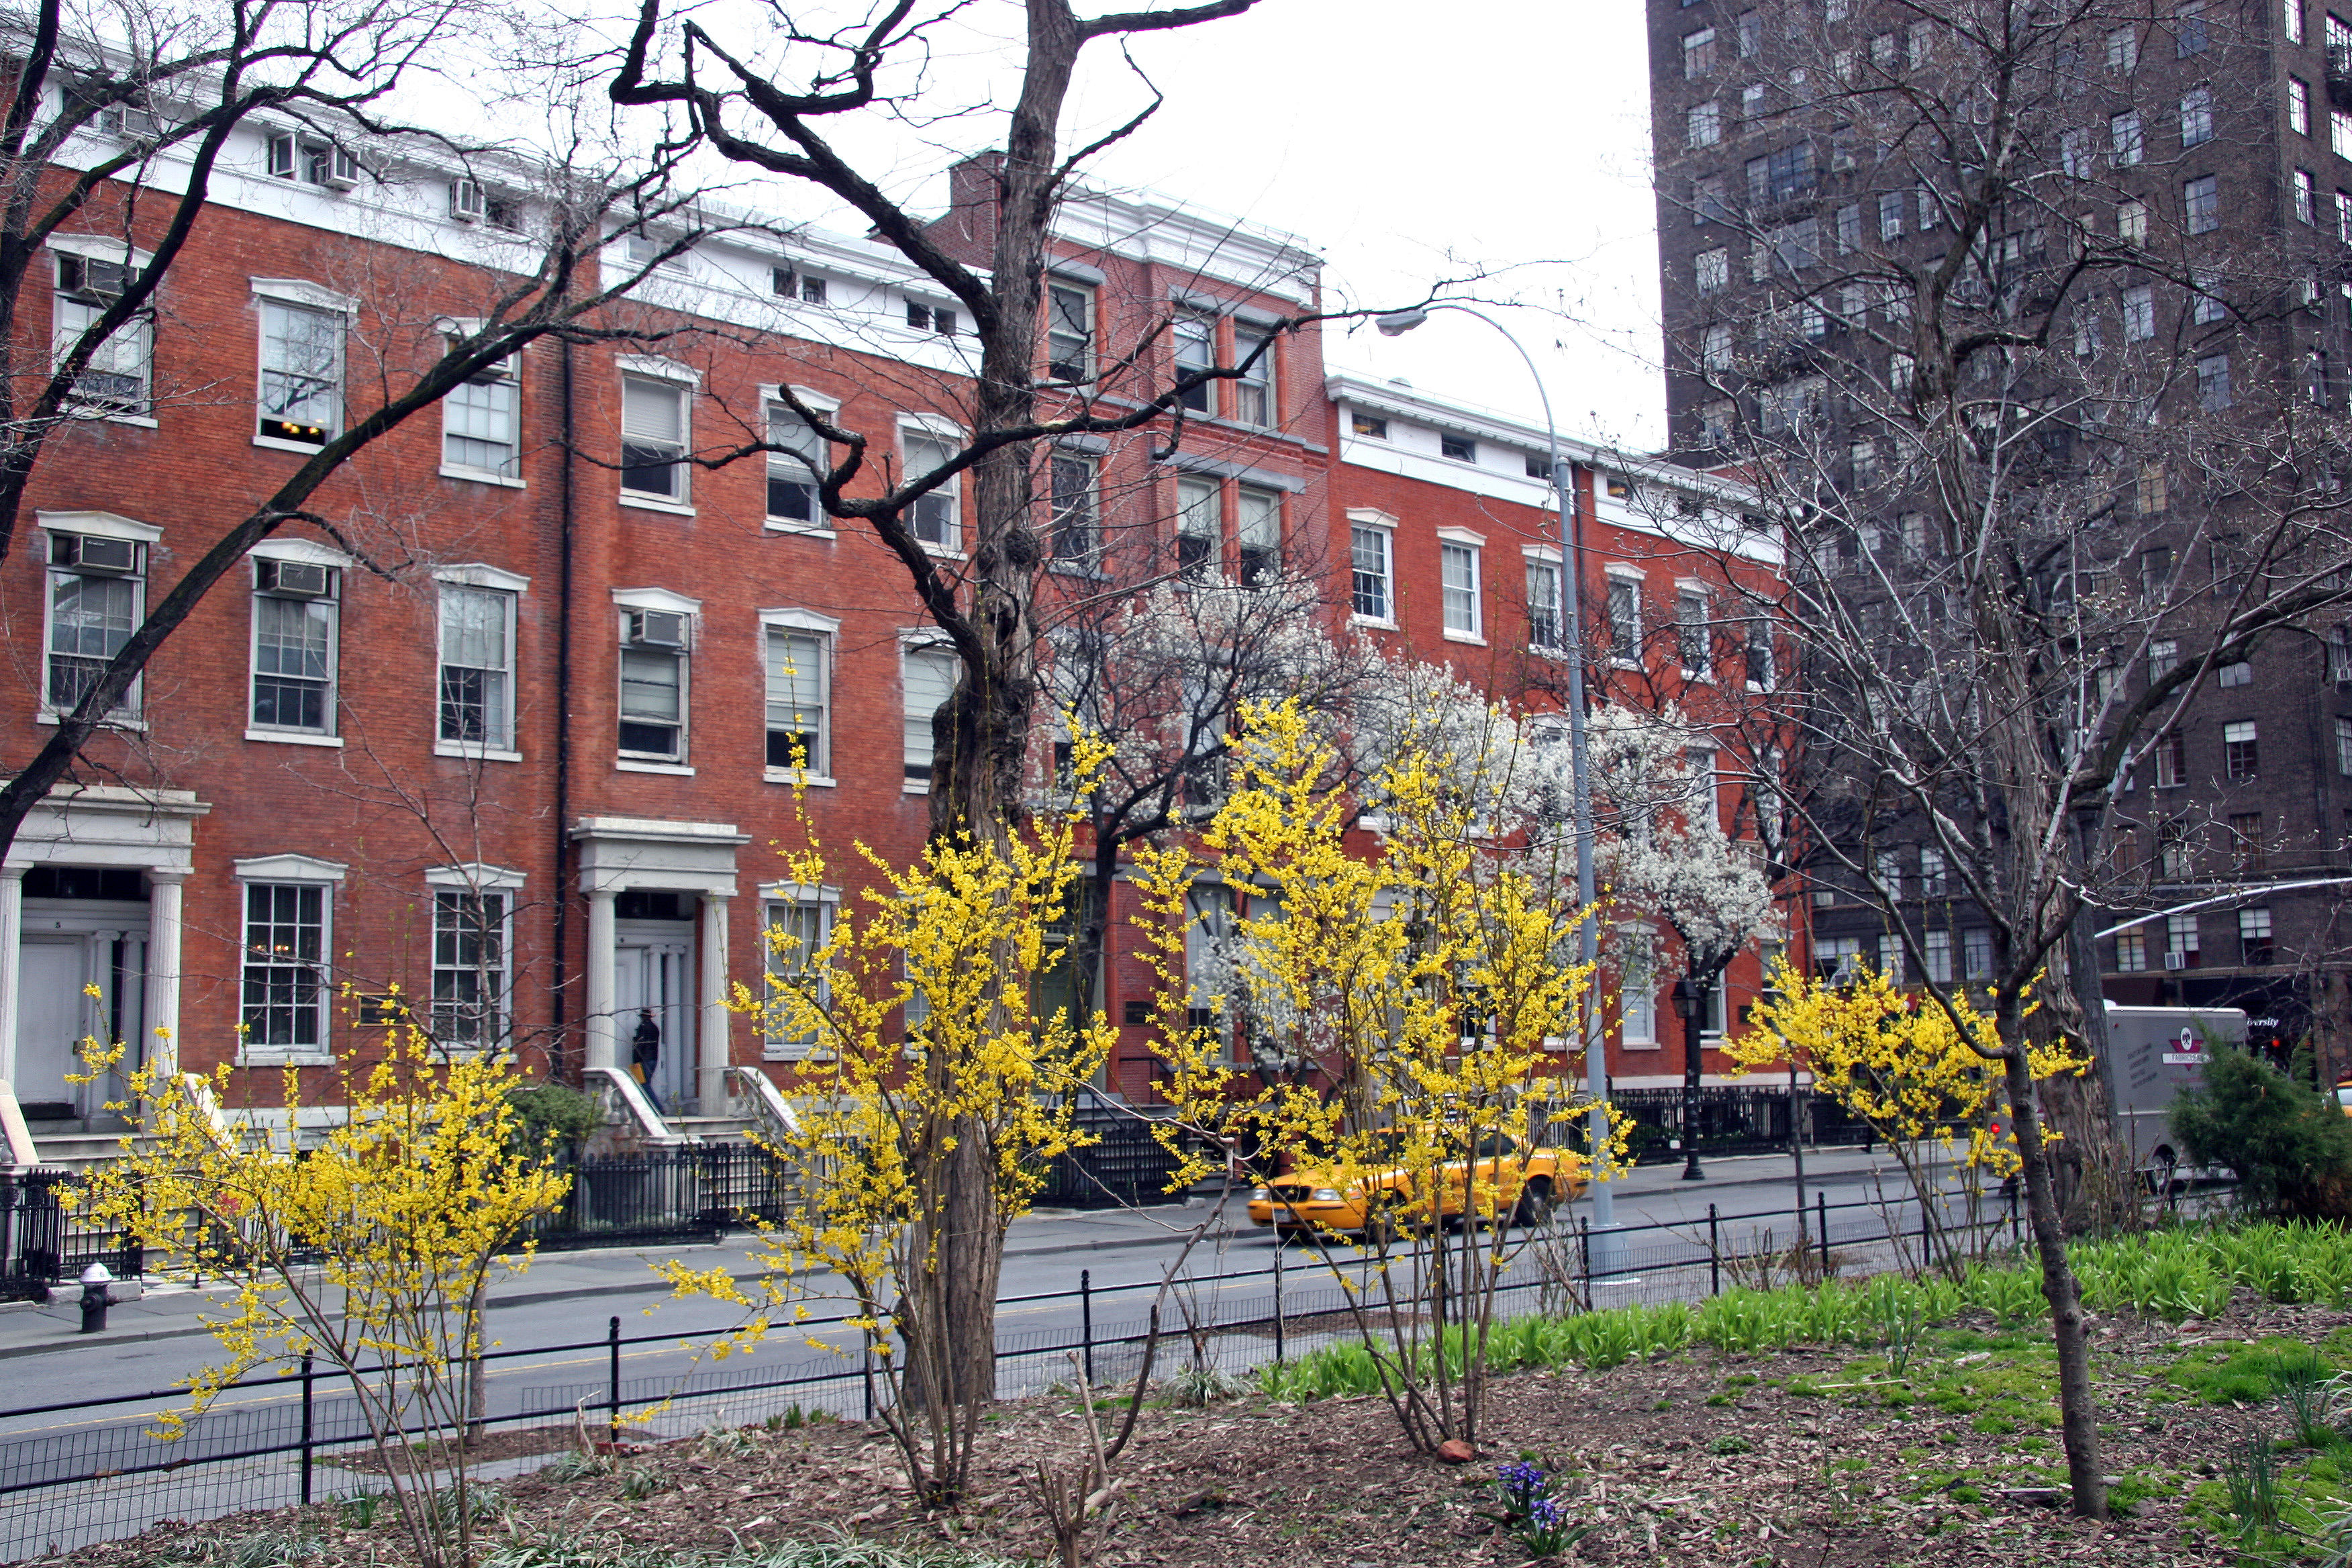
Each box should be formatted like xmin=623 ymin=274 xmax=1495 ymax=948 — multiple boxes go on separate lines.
xmin=1245 ymin=1124 xmax=1587 ymax=1237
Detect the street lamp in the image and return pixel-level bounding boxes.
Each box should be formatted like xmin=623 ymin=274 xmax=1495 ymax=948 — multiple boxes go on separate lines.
xmin=1669 ymin=976 xmax=1706 ymax=1182
xmin=1372 ymin=305 xmax=1619 ymax=1260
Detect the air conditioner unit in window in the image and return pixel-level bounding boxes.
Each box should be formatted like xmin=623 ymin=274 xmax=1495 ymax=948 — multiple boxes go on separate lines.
xmin=323 ymin=148 xmax=361 ymax=191
xmin=95 ymin=103 xmax=159 ymax=139
xmin=60 ymin=535 xmax=136 ymax=574
xmin=626 ymin=609 xmax=687 ymax=649
xmin=2163 ymin=950 xmax=2189 ymax=971
xmin=60 ymin=255 xmax=128 ymax=304
xmin=260 ymin=559 xmax=332 ymax=597
xmin=448 ymin=178 xmax=486 ymax=224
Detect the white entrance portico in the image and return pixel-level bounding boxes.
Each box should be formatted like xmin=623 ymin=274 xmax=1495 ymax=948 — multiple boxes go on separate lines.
xmin=0 ymin=785 xmax=205 ymax=1118
xmin=570 ymin=817 xmax=748 ymax=1115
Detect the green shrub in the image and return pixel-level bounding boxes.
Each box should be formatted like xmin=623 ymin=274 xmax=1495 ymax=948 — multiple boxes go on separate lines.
xmin=2170 ymin=1048 xmax=2352 ymax=1218
xmin=508 ymin=1083 xmax=605 ymax=1152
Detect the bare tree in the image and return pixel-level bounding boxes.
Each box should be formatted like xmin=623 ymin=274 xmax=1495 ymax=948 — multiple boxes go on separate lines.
xmin=1670 ymin=0 xmax=2352 ymax=1517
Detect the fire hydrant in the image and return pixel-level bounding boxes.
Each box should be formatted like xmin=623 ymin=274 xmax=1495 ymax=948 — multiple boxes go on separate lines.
xmin=77 ymin=1263 xmax=112 ymax=1334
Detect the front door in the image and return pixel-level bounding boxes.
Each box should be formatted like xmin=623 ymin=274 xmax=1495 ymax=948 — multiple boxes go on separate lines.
xmin=15 ymin=940 xmax=86 ymax=1114
xmin=615 ymin=937 xmax=693 ymax=1115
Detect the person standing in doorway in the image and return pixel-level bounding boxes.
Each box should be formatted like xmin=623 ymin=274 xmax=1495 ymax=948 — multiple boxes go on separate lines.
xmin=631 ymin=1008 xmax=663 ymax=1114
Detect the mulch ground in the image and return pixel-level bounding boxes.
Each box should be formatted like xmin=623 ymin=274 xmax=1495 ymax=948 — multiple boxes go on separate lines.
xmin=40 ymin=1294 xmax=2317 ymax=1568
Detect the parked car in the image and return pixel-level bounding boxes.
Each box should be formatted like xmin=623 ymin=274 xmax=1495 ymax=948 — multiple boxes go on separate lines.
xmin=1245 ymin=1123 xmax=1586 ymax=1238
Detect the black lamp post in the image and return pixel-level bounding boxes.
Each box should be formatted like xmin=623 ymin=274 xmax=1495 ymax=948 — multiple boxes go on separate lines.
xmin=1671 ymin=976 xmax=1706 ymax=1181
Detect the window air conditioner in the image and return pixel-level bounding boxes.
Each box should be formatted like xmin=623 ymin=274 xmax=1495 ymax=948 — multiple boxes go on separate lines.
xmin=2163 ymin=950 xmax=2188 ymax=971
xmin=449 ymin=178 xmax=486 ymax=224
xmin=95 ymin=103 xmax=159 ymax=139
xmin=60 ymin=535 xmax=136 ymax=574
xmin=626 ymin=609 xmax=688 ymax=649
xmin=324 ymin=148 xmax=361 ymax=191
xmin=62 ymin=256 xmax=128 ymax=304
xmin=260 ymin=559 xmax=332 ymax=597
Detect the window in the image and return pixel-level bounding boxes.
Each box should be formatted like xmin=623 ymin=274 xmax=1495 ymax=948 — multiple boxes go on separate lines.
xmin=2166 ymin=912 xmax=2201 ymax=965
xmin=1748 ymin=143 xmax=1817 ymax=204
xmin=2181 ymin=87 xmax=2214 ymax=147
xmin=1696 ymin=248 xmax=1728 ymax=293
xmin=1962 ymin=928 xmax=1993 ymax=981
xmin=763 ymin=893 xmax=832 ymax=1060
xmin=904 ymin=299 xmax=957 ymax=336
xmin=2198 ymin=352 xmax=2233 ymax=409
xmin=438 ymin=586 xmax=515 ymax=750
xmin=1745 ymin=618 xmax=1775 ymax=689
xmin=2185 ymin=175 xmax=2219 ymax=234
xmin=2337 ymin=108 xmax=2352 ymax=158
xmin=1688 ymin=101 xmax=1722 ymax=148
xmin=2061 ymin=128 xmax=2092 ymax=179
xmin=2230 ymin=812 xmax=2269 ymax=871
xmin=798 ymin=273 xmax=828 ymax=305
xmin=2218 ymin=659 xmax=2251 ymax=687
xmin=2340 ymin=191 xmax=2352 ymax=243
xmin=1351 ymin=523 xmax=1393 ymax=622
xmin=767 ymin=399 xmax=829 ymax=527
xmin=2225 ymin=719 xmax=2259 ymax=779
xmin=2119 ymin=199 xmax=2148 ymax=245
xmin=1049 ymin=453 xmax=1097 ymax=565
xmin=1876 ymin=851 xmax=1906 ymax=901
xmin=2241 ymin=908 xmax=2275 ymax=965
xmin=52 ymin=250 xmax=150 ymax=417
xmin=1046 ymin=281 xmax=1092 ymax=381
xmin=2175 ymin=1 xmax=2207 ymax=55
xmin=1620 ymin=934 xmax=1657 ymax=1044
xmin=2336 ymin=627 xmax=2352 ymax=681
xmin=256 ymin=298 xmax=342 ymax=446
xmin=2122 ymin=285 xmax=2155 ymax=342
xmin=1440 ymin=432 xmax=1476 ymax=462
xmin=902 ymin=429 xmax=961 ymax=550
xmin=1173 ymin=312 xmax=1215 ymax=413
xmin=2337 ymin=714 xmax=2352 ymax=775
xmin=44 ymin=529 xmax=144 ymax=717
xmin=2192 ymin=271 xmax=2226 ymax=324
xmin=1236 ymin=485 xmax=1280 ymax=585
xmin=2155 ymin=728 xmax=2187 ymax=787
xmin=266 ymin=134 xmax=352 ymax=188
xmin=1741 ymin=83 xmax=1766 ymax=121
xmin=1526 ymin=559 xmax=1561 ymax=651
xmin=1871 ymin=31 xmax=1897 ymax=70
xmin=1700 ymin=399 xmax=1734 ymax=446
xmin=1913 ymin=847 xmax=1945 ymax=897
xmin=2293 ymin=77 xmax=2312 ymax=136
xmin=765 ymin=626 xmax=830 ymax=775
xmin=2116 ymin=926 xmax=2147 ymax=971
xmin=1683 ymin=26 xmax=1717 ymax=77
xmin=1924 ymin=929 xmax=1953 ymax=983
xmin=619 ymin=373 xmax=688 ymax=501
xmin=242 ymin=881 xmax=328 ymax=1054
xmin=2108 ymin=26 xmax=2139 ymax=70
xmin=1700 ymin=324 xmax=1732 ymax=375
xmin=1849 ymin=439 xmax=1879 ymax=486
xmin=2138 ymin=462 xmax=2169 ymax=514
xmin=618 ymin=618 xmax=687 ymax=762
xmin=250 ymin=558 xmax=336 ymax=735
xmin=1693 ymin=175 xmax=1728 ymax=224
xmin=1814 ymin=935 xmax=1862 ymax=983
xmin=1351 ymin=412 xmax=1387 ymax=439
xmin=1907 ymin=19 xmax=1933 ymax=66
xmin=1175 ymin=476 xmax=1220 ymax=578
xmin=2297 ymin=168 xmax=2320 ymax=226
xmin=430 ymin=889 xmax=509 ymax=1050
xmin=1231 ymin=328 xmax=1275 ymax=427
xmin=1677 ymin=589 xmax=1709 ymax=673
xmin=1878 ymin=191 xmax=1906 ymax=242
xmin=2110 ymin=110 xmax=2144 ymax=165
xmin=902 ymin=640 xmax=957 ymax=787
xmin=2289 ymin=0 xmax=2306 ymax=44
xmin=1607 ymin=574 xmax=1642 ymax=664
xmin=1440 ymin=541 xmax=1481 ymax=638
xmin=440 ymin=347 xmax=520 ymax=480
xmin=1736 ymin=10 xmax=1761 ymax=56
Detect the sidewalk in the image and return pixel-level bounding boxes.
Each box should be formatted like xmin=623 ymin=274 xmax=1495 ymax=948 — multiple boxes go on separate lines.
xmin=0 ymin=1144 xmax=1902 ymax=1363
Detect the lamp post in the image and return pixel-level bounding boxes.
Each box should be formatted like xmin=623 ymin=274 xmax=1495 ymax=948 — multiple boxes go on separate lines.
xmin=1670 ymin=975 xmax=1706 ymax=1181
xmin=1373 ymin=306 xmax=1618 ymax=1261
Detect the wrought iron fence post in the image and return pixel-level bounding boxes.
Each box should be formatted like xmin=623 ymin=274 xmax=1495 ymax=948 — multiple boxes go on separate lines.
xmin=1273 ymin=1242 xmax=1285 ymax=1366
xmin=1708 ymin=1203 xmax=1719 ymax=1297
xmin=1816 ymin=1191 xmax=1830 ymax=1277
xmin=1080 ymin=1268 xmax=1095 ymax=1387
xmin=299 ymin=1351 xmax=315 ymax=1506
xmin=1577 ymin=1213 xmax=1591 ymax=1302
xmin=863 ymin=1340 xmax=875 ymax=1422
xmin=606 ymin=1315 xmax=621 ymax=1443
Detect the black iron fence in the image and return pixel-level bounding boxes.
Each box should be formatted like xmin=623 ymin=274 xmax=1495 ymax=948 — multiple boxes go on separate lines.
xmin=0 ymin=1171 xmax=138 ymax=1304
xmin=1611 ymin=1086 xmax=1878 ymax=1163
xmin=1035 ymin=1110 xmax=1192 ymax=1208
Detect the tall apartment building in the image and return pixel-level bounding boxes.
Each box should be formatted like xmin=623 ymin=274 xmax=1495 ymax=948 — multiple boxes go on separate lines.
xmin=0 ymin=95 xmax=1777 ymax=1158
xmin=1645 ymin=0 xmax=2352 ymax=1067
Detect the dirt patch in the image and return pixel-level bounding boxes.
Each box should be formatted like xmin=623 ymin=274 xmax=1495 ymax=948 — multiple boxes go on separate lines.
xmin=320 ymin=1422 xmax=583 ymax=1474
xmin=38 ymin=1296 xmax=2320 ymax=1567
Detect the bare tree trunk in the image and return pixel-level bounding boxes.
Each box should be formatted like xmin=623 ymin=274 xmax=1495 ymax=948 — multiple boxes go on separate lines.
xmin=2000 ymin=1030 xmax=2104 ymax=1520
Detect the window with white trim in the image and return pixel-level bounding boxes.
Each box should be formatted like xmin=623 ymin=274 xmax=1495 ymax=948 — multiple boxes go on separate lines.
xmin=1924 ymin=928 xmax=1953 ymax=983
xmin=902 ymin=428 xmax=961 ymax=551
xmin=2337 ymin=714 xmax=2352 ymax=775
xmin=437 ymin=585 xmax=516 ymax=749
xmin=430 ymin=888 xmax=509 ymax=1050
xmin=52 ymin=250 xmax=150 ymax=417
xmin=617 ymin=608 xmax=689 ymax=763
xmin=1620 ymin=933 xmax=1657 ymax=1044
xmin=1175 ymin=476 xmax=1220 ymax=579
xmin=1440 ymin=541 xmax=1481 ymax=637
xmin=763 ymin=893 xmax=832 ymax=1060
xmin=2241 ymin=906 xmax=2275 ymax=965
xmin=1526 ymin=558 xmax=1561 ymax=651
xmin=1236 ymin=485 xmax=1280 ymax=585
xmin=1962 ymin=928 xmax=1994 ymax=980
xmin=250 ymin=558 xmax=337 ymax=735
xmin=1351 ymin=522 xmax=1393 ymax=622
xmin=242 ymin=881 xmax=328 ymax=1054
xmin=442 ymin=348 xmax=520 ymax=479
xmin=1046 ymin=281 xmax=1093 ymax=382
xmin=1230 ymin=327 xmax=1275 ymax=426
xmin=2166 ymin=912 xmax=2200 ymax=965
xmin=44 ymin=530 xmax=143 ymax=718
xmin=1050 ymin=452 xmax=1097 ymax=565
xmin=2115 ymin=925 xmax=2147 ymax=972
xmin=1677 ymin=587 xmax=1709 ymax=673
xmin=903 ymin=640 xmax=958 ymax=787
xmin=1607 ymin=574 xmax=1642 ymax=663
xmin=1173 ymin=311 xmax=1216 ymax=413
xmin=2225 ymin=720 xmax=2259 ymax=779
xmin=765 ymin=624 xmax=830 ymax=775
xmin=256 ymin=297 xmax=342 ymax=446
xmin=620 ymin=373 xmax=689 ymax=501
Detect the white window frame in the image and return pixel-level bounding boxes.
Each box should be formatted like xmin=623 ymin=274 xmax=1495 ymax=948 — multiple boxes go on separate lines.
xmin=247 ymin=541 xmax=345 ymax=745
xmin=901 ymin=634 xmax=959 ymax=794
xmin=762 ymin=607 xmax=840 ymax=786
xmin=1347 ymin=508 xmax=1396 ymax=627
xmin=1524 ymin=544 xmax=1563 ymax=654
xmin=252 ymin=281 xmax=352 ymax=454
xmin=423 ymin=863 xmax=523 ymax=1058
xmin=1230 ymin=324 xmax=1276 ymax=427
xmin=899 ymin=415 xmax=965 ymax=556
xmin=1620 ymin=928 xmax=1659 ymax=1047
xmin=764 ymin=384 xmax=838 ymax=536
xmin=618 ymin=358 xmax=695 ymax=512
xmin=612 ymin=587 xmax=699 ymax=774
xmin=51 ymin=236 xmax=154 ymax=424
xmin=1234 ymin=483 xmax=1281 ymax=585
xmin=1173 ymin=309 xmax=1217 ymax=415
xmin=1175 ymin=475 xmax=1222 ymax=579
xmin=1438 ymin=529 xmax=1483 ymax=642
xmin=1961 ymin=928 xmax=1994 ymax=981
xmin=38 ymin=511 xmax=157 ymax=727
xmin=232 ymin=854 xmax=347 ymax=1067
xmin=761 ymin=882 xmax=839 ymax=1061
xmin=433 ymin=565 xmax=526 ymax=761
xmin=1046 ymin=279 xmax=1094 ymax=383
xmin=438 ymin=321 xmax=523 ymax=485
xmin=1924 ymin=928 xmax=1953 ymax=983
xmin=1606 ymin=566 xmax=1645 ymax=667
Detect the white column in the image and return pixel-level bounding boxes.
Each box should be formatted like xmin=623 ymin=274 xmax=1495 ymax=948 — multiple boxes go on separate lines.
xmin=0 ymin=867 xmax=23 ymax=1095
xmin=697 ymin=894 xmax=730 ymax=1116
xmin=584 ymin=888 xmax=618 ymax=1073
xmin=143 ymin=871 xmax=185 ymax=1079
